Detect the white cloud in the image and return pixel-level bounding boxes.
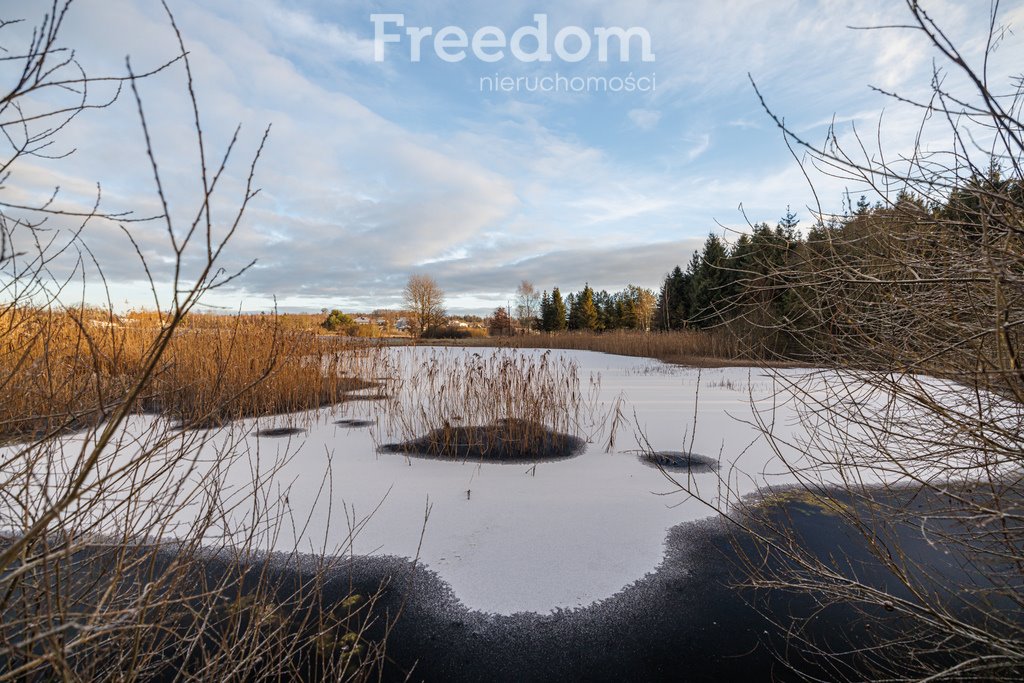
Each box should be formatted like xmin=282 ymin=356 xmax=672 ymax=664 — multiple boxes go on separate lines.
xmin=684 ymin=134 xmax=711 ymax=163
xmin=5 ymin=0 xmax=1022 ymax=313
xmin=262 ymin=2 xmax=378 ymax=64
xmin=628 ymin=108 xmax=662 ymax=130
xmin=727 ymin=118 xmax=761 ymax=130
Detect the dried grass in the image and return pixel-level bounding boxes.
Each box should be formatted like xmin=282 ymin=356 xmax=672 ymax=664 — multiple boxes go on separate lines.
xmin=377 ymin=349 xmax=593 ymax=460
xmin=0 ymin=308 xmax=385 ymax=440
xmin=452 ymin=329 xmax=754 ymax=366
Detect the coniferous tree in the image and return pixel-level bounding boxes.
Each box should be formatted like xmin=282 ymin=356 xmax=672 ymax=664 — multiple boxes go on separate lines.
xmin=611 ymin=293 xmax=628 ymax=330
xmin=854 ymin=194 xmax=871 ymax=215
xmin=655 ymin=265 xmax=691 ymax=330
xmin=489 ymin=306 xmax=513 ymax=336
xmin=778 ymin=205 xmax=800 ymax=237
xmin=569 ymin=284 xmax=599 ymax=331
xmin=688 ymin=234 xmax=729 ymax=328
xmin=550 ymin=287 xmax=568 ymax=331
xmin=539 ymin=290 xmax=553 ymax=331
xmin=593 ymin=289 xmax=614 ymax=330
xmin=723 ymin=232 xmax=754 ymax=302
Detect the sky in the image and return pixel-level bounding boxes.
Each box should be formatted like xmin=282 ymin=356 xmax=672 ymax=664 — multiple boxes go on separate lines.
xmin=3 ymin=0 xmax=1023 ymax=314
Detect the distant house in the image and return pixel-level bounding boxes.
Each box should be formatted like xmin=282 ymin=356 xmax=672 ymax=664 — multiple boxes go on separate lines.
xmin=395 ymin=317 xmax=410 ymax=331
xmin=354 ymin=316 xmax=372 ymax=325
xmin=375 ymin=318 xmax=388 ymax=327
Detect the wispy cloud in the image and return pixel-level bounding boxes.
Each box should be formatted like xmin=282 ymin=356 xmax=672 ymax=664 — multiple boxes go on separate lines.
xmin=684 ymin=134 xmax=711 ymax=163
xmin=262 ymin=2 xmax=377 ymax=64
xmin=628 ymin=108 xmax=662 ymax=131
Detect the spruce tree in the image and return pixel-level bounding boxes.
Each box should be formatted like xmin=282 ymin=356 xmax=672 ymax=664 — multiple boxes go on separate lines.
xmin=489 ymin=306 xmax=513 ymax=336
xmin=593 ymin=289 xmax=613 ymax=330
xmin=539 ymin=290 xmax=552 ymax=331
xmin=570 ymin=284 xmax=599 ymax=331
xmin=778 ymin=205 xmax=799 ymax=238
xmin=655 ymin=265 xmax=690 ymax=330
xmin=724 ymin=232 xmax=755 ymax=302
xmin=689 ymin=234 xmax=728 ymax=328
xmin=550 ymin=287 xmax=567 ymax=331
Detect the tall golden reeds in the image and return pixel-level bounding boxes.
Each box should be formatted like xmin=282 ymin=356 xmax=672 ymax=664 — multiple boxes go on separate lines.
xmin=377 ymin=348 xmax=593 ymax=460
xmin=0 ymin=307 xmax=387 ymax=440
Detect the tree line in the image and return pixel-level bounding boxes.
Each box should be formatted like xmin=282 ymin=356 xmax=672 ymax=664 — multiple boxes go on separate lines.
xmin=490 ymin=282 xmax=658 ymax=335
xmin=653 ymin=207 xmax=801 ymax=337
xmin=329 ymin=174 xmax=1021 ymax=356
xmin=652 ymin=170 xmax=1024 ymax=363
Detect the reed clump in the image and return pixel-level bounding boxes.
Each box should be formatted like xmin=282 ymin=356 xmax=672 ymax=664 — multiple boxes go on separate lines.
xmin=0 ymin=538 xmax=388 ymax=680
xmin=379 ymin=349 xmax=590 ymax=460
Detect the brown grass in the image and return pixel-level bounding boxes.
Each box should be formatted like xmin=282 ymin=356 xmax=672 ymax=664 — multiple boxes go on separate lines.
xmin=424 ymin=329 xmax=758 ymax=366
xmin=0 ymin=306 xmax=397 ymax=679
xmin=0 ymin=307 xmax=384 ymax=440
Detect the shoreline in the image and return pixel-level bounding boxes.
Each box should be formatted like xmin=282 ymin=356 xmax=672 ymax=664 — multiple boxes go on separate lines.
xmin=4 ymin=483 xmax=1011 ymax=680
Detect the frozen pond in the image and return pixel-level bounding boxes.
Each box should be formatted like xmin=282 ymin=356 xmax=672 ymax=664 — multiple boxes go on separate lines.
xmin=209 ymin=349 xmax=824 ymax=614
xmin=4 ymin=348 xmax=980 ymax=615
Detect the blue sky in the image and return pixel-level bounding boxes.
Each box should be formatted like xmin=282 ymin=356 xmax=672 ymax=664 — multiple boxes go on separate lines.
xmin=4 ymin=0 xmax=1023 ymax=314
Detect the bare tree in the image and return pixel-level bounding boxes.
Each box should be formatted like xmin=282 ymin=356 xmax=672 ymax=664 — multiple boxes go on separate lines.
xmin=667 ymin=2 xmax=1024 ymax=680
xmin=403 ymin=274 xmax=446 ymax=337
xmin=515 ymin=280 xmax=540 ymax=331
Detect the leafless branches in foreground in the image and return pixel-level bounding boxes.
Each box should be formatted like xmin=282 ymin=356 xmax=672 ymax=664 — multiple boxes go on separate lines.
xmin=672 ymin=2 xmax=1024 ymax=679
xmin=0 ymin=3 xmax=389 ymax=679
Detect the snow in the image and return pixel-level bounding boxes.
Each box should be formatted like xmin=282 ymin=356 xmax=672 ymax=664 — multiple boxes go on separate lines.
xmin=4 ymin=348 xmax=991 ymax=615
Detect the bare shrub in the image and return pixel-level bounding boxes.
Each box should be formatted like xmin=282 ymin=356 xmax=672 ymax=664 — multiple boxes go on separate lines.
xmin=670 ymin=2 xmax=1024 ymax=679
xmin=0 ymin=3 xmax=388 ymax=679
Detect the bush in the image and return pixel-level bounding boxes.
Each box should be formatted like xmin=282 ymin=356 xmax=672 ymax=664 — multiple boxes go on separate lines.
xmin=322 ymin=310 xmax=355 ymax=333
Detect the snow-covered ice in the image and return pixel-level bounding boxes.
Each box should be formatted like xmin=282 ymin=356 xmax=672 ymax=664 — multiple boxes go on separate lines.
xmin=5 ymin=348 xmax=990 ymax=615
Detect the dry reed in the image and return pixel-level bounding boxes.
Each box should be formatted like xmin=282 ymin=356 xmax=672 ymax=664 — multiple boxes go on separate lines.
xmin=0 ymin=307 xmax=397 ymax=679
xmin=0 ymin=3 xmax=398 ymax=676
xmin=462 ymin=329 xmax=751 ymax=366
xmin=377 ymin=348 xmax=591 ymax=460
xmin=0 ymin=307 xmax=386 ymax=440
